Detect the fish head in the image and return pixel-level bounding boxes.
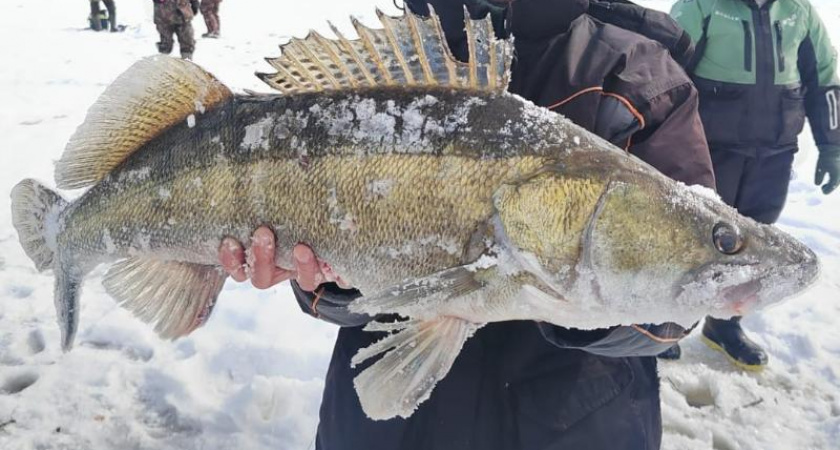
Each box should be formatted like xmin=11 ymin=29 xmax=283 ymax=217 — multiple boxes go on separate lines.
xmin=494 ymin=156 xmax=819 ymax=326
xmin=578 ymin=163 xmax=820 ymax=324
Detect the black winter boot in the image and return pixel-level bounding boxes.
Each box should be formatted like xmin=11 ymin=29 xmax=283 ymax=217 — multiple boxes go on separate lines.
xmin=702 ymin=317 xmax=768 ymax=371
xmin=656 ymin=343 xmax=682 ymax=360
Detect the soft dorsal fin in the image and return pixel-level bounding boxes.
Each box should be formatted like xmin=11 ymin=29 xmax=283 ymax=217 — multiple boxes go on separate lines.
xmin=258 ymin=7 xmax=512 ymax=94
xmin=56 ymin=56 xmax=232 ymax=190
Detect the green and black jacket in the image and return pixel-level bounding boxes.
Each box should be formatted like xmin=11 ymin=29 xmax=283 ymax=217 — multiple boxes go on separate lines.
xmin=672 ymin=0 xmax=840 ymax=156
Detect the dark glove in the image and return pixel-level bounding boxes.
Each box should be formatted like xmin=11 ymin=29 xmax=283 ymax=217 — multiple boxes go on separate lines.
xmin=191 ymin=0 xmax=199 ymax=14
xmin=815 ymin=146 xmax=840 ymax=195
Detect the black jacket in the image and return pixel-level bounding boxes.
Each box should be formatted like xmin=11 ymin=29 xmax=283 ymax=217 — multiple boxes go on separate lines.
xmin=292 ymin=1 xmax=715 ymax=449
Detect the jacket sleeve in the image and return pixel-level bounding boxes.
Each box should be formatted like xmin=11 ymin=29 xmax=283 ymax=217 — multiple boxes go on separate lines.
xmin=536 ymin=323 xmax=688 ymax=357
xmin=290 ymin=281 xmax=373 ymax=327
xmin=670 ymin=0 xmax=706 ymax=43
xmin=629 ymin=82 xmax=716 ymax=189
xmin=798 ymin=3 xmax=840 ymax=154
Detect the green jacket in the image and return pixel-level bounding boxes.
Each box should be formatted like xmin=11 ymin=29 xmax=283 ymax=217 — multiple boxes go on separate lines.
xmin=671 ymin=0 xmax=840 ymax=156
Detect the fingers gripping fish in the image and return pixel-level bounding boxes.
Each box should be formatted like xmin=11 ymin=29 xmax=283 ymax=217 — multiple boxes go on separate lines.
xmin=10 ymin=8 xmax=819 ymax=421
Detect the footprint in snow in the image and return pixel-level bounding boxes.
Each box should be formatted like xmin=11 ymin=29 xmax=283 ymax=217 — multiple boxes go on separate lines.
xmin=0 ymin=370 xmax=39 ymax=395
xmin=26 ymin=329 xmax=45 ymax=355
xmin=665 ymin=376 xmax=717 ymax=409
xmin=80 ymin=339 xmax=154 ymax=362
xmin=5 ymin=284 xmax=34 ymax=299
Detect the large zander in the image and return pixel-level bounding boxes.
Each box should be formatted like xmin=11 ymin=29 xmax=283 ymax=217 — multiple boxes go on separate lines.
xmin=11 ymin=9 xmax=819 ymax=420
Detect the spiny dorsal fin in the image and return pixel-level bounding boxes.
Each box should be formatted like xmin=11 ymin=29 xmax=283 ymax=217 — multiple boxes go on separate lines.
xmin=258 ymin=7 xmax=512 ymax=94
xmin=56 ymin=56 xmax=232 ymax=190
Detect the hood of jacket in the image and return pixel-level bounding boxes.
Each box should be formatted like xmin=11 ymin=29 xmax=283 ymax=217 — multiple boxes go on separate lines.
xmin=508 ymin=0 xmax=589 ymax=40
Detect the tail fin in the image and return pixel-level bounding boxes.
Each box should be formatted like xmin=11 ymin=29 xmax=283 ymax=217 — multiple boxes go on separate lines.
xmin=10 ymin=179 xmax=67 ymax=271
xmin=11 ymin=179 xmax=83 ymax=351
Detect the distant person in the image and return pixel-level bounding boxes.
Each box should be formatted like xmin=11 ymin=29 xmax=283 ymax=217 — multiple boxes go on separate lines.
xmin=89 ymin=0 xmax=117 ymax=32
xmin=153 ymin=0 xmax=200 ymax=60
xmin=669 ymin=0 xmax=840 ymax=370
xmin=200 ymin=0 xmax=222 ymax=38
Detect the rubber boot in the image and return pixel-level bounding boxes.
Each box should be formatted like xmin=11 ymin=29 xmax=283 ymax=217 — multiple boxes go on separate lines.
xmin=702 ymin=316 xmax=768 ymax=371
xmin=657 ymin=343 xmax=682 ymax=360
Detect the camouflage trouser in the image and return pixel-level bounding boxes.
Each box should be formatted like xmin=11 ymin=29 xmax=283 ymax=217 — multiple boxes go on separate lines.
xmin=154 ymin=2 xmax=195 ymax=58
xmin=200 ymin=0 xmax=221 ymax=34
xmin=156 ymin=22 xmax=195 ymax=58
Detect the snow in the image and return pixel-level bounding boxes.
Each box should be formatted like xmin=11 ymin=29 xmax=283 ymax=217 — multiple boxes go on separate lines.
xmin=0 ymin=0 xmax=838 ymax=449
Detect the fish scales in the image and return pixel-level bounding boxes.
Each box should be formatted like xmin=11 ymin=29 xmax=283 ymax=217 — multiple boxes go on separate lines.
xmin=60 ymin=88 xmax=582 ymax=292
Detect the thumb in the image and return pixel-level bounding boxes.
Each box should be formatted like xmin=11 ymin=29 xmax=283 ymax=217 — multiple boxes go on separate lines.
xmin=815 ymin=163 xmax=827 ymax=186
xmin=823 ymin=170 xmax=840 ymax=195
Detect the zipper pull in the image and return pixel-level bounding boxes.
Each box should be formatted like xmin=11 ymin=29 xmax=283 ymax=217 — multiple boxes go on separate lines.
xmin=774 ymin=21 xmax=785 ymax=72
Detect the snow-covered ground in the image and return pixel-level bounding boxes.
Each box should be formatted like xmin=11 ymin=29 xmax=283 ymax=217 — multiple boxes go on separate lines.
xmin=0 ymin=1 xmax=838 ymax=449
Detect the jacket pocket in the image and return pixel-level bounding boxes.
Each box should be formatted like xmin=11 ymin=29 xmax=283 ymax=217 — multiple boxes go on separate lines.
xmin=777 ymin=84 xmax=807 ymax=146
xmin=510 ymin=356 xmax=633 ymax=450
xmin=695 ymin=79 xmax=748 ymax=147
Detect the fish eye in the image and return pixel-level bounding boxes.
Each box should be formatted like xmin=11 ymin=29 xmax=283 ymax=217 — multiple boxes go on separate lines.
xmin=712 ymin=222 xmax=743 ymax=255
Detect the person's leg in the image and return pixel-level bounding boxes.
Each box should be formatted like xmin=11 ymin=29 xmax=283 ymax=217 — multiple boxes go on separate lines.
xmin=730 ymin=150 xmax=795 ymax=225
xmin=90 ymin=1 xmax=102 ymax=31
xmin=103 ymin=0 xmax=117 ymax=32
xmin=200 ymin=0 xmax=217 ymax=36
xmin=213 ymin=0 xmax=220 ymax=35
xmin=156 ymin=23 xmax=175 ymax=55
xmin=701 ymin=149 xmax=794 ymax=370
xmin=176 ymin=22 xmax=196 ymax=59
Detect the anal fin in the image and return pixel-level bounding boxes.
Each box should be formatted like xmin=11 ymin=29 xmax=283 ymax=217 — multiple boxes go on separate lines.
xmin=103 ymin=258 xmax=227 ymax=340
xmin=352 ymin=316 xmax=480 ymax=420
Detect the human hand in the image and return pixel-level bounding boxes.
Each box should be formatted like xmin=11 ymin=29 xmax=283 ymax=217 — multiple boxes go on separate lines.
xmin=815 ymin=147 xmax=840 ymax=195
xmin=218 ymin=226 xmax=351 ymax=292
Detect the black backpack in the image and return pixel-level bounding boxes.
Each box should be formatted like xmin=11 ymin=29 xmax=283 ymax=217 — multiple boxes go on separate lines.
xmin=587 ymin=0 xmax=696 ymax=69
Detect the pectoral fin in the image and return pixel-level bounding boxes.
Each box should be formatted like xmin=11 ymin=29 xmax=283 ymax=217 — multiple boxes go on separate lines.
xmin=352 ymin=316 xmax=480 ymax=420
xmin=348 ymin=264 xmax=489 ymax=318
xmin=103 ymin=258 xmax=227 ymax=339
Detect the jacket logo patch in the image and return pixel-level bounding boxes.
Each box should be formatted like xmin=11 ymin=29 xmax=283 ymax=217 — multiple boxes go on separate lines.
xmin=713 ymin=10 xmax=741 ymax=22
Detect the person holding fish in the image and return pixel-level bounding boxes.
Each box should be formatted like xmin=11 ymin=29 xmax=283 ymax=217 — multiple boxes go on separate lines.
xmin=670 ymin=0 xmax=840 ymax=370
xmin=10 ymin=0 xmax=818 ymax=448
xmin=215 ymin=0 xmax=734 ymax=448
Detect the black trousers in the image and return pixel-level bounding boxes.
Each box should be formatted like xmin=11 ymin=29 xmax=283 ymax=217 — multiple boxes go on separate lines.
xmin=315 ymin=322 xmax=661 ymax=450
xmin=89 ymin=0 xmax=116 ymax=31
xmin=710 ymin=148 xmax=795 ymax=224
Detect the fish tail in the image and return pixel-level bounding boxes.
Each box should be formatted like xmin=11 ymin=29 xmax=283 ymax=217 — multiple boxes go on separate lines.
xmin=351 ymin=317 xmax=480 ymax=420
xmin=10 ymin=179 xmax=67 ymax=271
xmin=11 ymin=179 xmax=81 ymax=351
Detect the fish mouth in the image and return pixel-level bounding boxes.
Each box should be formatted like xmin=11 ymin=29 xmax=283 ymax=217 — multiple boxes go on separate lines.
xmin=719 ymin=279 xmax=761 ymax=315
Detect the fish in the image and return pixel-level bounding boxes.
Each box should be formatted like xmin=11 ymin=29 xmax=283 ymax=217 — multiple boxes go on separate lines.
xmin=10 ymin=8 xmax=819 ymax=420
